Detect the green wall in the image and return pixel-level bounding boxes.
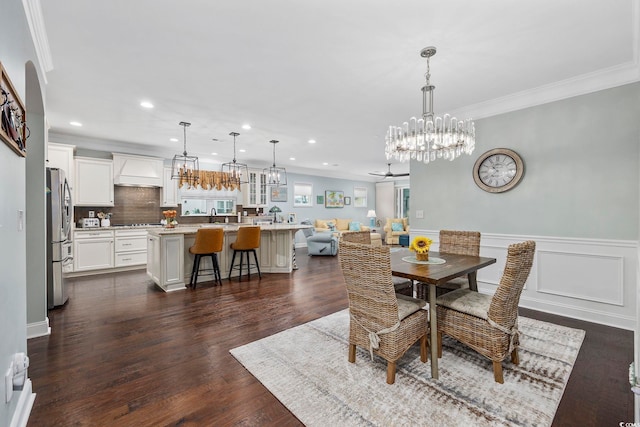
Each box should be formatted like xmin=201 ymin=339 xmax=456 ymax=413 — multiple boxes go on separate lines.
xmin=410 ymin=82 xmax=640 ymax=240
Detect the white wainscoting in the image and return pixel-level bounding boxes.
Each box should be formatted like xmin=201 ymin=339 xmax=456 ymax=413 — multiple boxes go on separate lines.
xmin=411 ymin=229 xmax=638 ymax=330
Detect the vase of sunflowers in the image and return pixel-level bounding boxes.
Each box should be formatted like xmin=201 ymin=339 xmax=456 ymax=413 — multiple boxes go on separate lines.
xmin=409 ymin=236 xmax=433 ymax=261
xmin=163 ymin=210 xmax=177 ymax=228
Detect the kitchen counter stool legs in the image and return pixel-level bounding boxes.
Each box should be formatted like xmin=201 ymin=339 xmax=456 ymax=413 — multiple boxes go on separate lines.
xmin=189 ymin=228 xmax=224 ymax=288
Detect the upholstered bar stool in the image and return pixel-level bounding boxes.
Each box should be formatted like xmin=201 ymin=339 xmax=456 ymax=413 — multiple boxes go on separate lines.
xmin=228 ymin=226 xmax=262 ymax=281
xmin=189 ymin=228 xmax=224 ymax=288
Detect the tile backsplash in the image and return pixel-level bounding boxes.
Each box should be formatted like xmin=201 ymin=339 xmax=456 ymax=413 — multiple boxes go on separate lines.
xmin=74 ymin=186 xmax=251 ymax=225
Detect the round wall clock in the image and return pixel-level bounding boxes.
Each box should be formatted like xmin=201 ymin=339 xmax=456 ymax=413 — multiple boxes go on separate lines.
xmin=473 ymin=148 xmax=524 ymax=193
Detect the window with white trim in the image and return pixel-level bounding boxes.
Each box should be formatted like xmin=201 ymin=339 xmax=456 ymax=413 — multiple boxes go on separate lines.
xmin=294 ymin=182 xmax=313 ymax=207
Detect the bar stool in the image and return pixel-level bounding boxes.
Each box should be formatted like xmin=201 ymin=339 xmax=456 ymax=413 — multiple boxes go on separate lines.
xmin=228 ymin=226 xmax=262 ymax=281
xmin=189 ymin=228 xmax=224 ymax=288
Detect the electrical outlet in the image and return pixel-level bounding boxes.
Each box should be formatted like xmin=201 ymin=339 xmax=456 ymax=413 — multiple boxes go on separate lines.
xmin=5 ymin=362 xmax=13 ymax=403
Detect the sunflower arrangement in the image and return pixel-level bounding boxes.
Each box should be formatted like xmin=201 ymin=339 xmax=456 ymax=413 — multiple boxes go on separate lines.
xmin=409 ymin=236 xmax=433 ymax=260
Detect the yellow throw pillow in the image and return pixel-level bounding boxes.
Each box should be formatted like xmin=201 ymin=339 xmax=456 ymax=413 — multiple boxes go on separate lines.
xmin=335 ymin=218 xmax=352 ymax=231
xmin=315 ymin=219 xmax=329 ymax=229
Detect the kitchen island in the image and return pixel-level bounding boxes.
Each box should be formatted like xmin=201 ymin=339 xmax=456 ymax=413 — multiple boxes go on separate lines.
xmin=146 ymin=224 xmax=310 ymax=292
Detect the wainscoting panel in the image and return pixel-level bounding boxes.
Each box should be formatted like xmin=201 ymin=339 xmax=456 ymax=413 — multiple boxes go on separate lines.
xmin=412 ymin=229 xmax=638 ymax=330
xmin=537 ymin=250 xmax=624 ymax=306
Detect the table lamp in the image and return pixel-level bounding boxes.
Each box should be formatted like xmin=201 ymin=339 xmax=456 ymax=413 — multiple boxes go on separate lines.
xmin=269 ymin=205 xmax=282 ymax=222
xmin=367 ymin=210 xmax=377 ymax=227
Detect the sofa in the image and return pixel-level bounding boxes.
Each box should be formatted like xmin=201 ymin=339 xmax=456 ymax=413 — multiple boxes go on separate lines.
xmin=314 ymin=218 xmax=370 ymax=234
xmin=383 ymin=218 xmax=410 ymax=245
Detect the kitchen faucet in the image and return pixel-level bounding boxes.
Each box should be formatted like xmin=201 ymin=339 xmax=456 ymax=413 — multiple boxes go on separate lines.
xmin=209 ymin=208 xmax=217 ymax=223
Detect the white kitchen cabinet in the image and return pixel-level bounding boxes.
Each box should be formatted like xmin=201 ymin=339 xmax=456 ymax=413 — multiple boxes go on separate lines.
xmin=74 ymin=157 xmax=114 ymax=206
xmin=242 ymin=169 xmax=268 ymax=207
xmin=73 ymin=230 xmax=114 ymax=271
xmin=114 ymin=229 xmax=148 ymax=267
xmin=47 ymin=143 xmax=75 ymax=189
xmin=161 ymin=167 xmax=178 ymax=207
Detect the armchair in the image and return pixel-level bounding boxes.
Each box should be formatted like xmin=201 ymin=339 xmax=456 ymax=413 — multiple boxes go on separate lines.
xmin=301 ymin=226 xmax=338 ymax=256
xmin=384 ymin=218 xmax=410 ymax=245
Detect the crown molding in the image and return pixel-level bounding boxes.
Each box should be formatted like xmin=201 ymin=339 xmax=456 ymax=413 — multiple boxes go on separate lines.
xmin=22 ymin=0 xmax=53 ymax=83
xmin=451 ymin=0 xmax=640 ymax=120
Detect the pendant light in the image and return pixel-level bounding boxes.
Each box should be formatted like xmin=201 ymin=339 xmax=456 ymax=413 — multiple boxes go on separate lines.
xmin=220 ymin=131 xmax=249 ymax=186
xmin=171 ymin=121 xmax=199 ymax=188
xmin=264 ymin=140 xmax=287 ymax=186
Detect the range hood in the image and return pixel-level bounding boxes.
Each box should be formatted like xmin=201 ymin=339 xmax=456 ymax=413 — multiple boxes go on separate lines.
xmin=113 ymin=153 xmax=163 ymax=187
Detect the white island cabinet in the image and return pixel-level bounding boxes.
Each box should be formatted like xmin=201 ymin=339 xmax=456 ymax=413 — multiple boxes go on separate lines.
xmin=74 ymin=229 xmax=114 ymax=272
xmin=146 ymin=224 xmax=310 ymax=292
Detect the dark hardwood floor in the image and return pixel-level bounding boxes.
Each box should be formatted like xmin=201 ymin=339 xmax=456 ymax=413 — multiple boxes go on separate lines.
xmin=27 ymin=248 xmax=634 ymax=426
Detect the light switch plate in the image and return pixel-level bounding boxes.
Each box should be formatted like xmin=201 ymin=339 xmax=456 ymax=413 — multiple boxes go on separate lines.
xmin=5 ymin=363 xmax=13 ymax=403
xmin=415 ymin=210 xmax=424 ymax=219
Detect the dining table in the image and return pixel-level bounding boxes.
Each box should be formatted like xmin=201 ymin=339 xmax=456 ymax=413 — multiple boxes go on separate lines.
xmin=390 ymin=248 xmax=497 ymax=379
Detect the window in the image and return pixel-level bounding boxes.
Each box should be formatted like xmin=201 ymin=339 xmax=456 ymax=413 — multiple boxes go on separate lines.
xmin=294 ymin=182 xmax=313 ymax=207
xmin=353 ymin=187 xmax=367 ymax=207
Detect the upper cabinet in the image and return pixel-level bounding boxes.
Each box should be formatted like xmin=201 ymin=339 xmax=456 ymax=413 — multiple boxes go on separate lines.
xmin=161 ymin=167 xmax=178 ymax=207
xmin=74 ymin=157 xmax=114 ymax=206
xmin=113 ymin=153 xmax=163 ymax=187
xmin=47 ymin=143 xmax=75 ymax=189
xmin=242 ymin=169 xmax=268 ymax=207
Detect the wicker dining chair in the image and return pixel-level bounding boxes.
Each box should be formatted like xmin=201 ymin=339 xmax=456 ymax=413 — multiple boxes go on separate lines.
xmin=338 ymin=240 xmax=429 ymax=384
xmin=341 ymin=231 xmax=414 ymax=297
xmin=436 ymin=240 xmax=536 ymax=383
xmin=340 ymin=230 xmax=372 ymax=244
xmin=416 ymin=230 xmax=481 ymax=300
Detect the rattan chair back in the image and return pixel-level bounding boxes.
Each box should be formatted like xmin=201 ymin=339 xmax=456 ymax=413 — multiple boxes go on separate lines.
xmin=338 ymin=240 xmax=398 ymax=330
xmin=439 ymin=230 xmax=481 ymax=256
xmin=340 ymin=230 xmax=371 ymax=245
xmin=488 ymin=240 xmax=536 ymax=329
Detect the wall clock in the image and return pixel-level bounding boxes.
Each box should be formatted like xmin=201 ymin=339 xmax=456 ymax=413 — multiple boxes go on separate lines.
xmin=473 ymin=148 xmax=524 ymax=193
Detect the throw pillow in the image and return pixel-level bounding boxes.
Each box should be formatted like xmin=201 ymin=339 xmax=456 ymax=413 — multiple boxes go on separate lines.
xmin=327 ymin=222 xmax=336 ymax=231
xmin=348 ymin=222 xmax=361 ymax=231
xmin=391 ymin=222 xmax=404 ymax=232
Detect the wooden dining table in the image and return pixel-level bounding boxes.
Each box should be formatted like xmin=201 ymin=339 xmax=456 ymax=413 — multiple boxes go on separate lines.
xmin=390 ymin=248 xmax=497 ymax=379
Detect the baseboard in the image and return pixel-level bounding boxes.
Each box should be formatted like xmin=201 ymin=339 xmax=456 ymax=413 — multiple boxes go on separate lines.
xmin=27 ymin=317 xmax=50 ymax=339
xmin=10 ymin=379 xmax=35 ymax=427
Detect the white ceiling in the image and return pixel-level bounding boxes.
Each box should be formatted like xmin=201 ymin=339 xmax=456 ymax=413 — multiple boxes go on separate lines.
xmin=38 ymin=0 xmax=638 ymax=181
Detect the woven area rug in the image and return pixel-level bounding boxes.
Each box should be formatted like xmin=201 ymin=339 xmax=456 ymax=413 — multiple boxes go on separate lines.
xmin=230 ymin=309 xmax=585 ymax=427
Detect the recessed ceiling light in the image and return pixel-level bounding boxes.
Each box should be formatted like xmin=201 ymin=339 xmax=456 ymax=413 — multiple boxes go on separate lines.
xmin=69 ymin=121 xmax=82 ymax=127
xmin=140 ymin=101 xmax=154 ymax=109
xmin=308 ymin=139 xmax=316 ymax=144
xmin=242 ymin=124 xmax=251 ymax=130
xmin=169 ymin=138 xmax=179 ymax=142
xmin=211 ymin=152 xmax=218 ymax=155
xmin=322 ymin=162 xmax=329 ymax=166
xmin=289 ymin=157 xmax=295 ymax=161
xmin=239 ymin=149 xmax=246 ymax=153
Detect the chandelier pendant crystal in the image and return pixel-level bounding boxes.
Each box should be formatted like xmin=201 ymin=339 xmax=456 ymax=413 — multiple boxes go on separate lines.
xmin=264 ymin=140 xmax=287 ymax=186
xmin=171 ymin=121 xmax=199 ymax=188
xmin=385 ymin=46 xmax=475 ymax=164
xmin=220 ymin=132 xmax=249 ymax=187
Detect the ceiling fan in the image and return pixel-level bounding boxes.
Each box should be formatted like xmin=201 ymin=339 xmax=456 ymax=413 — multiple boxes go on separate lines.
xmin=368 ymin=163 xmax=410 ymax=179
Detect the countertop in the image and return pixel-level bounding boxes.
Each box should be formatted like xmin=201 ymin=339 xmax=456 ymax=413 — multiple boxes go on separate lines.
xmin=147 ymin=223 xmax=312 ymax=236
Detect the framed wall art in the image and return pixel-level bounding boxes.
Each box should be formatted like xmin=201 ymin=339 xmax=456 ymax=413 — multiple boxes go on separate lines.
xmin=325 ymin=190 xmax=344 ymax=208
xmin=316 ymin=195 xmax=324 ymax=205
xmin=0 ymin=62 xmax=27 ymax=157
xmin=271 ymin=186 xmax=288 ymax=202
xmin=344 ymin=196 xmax=351 ymax=205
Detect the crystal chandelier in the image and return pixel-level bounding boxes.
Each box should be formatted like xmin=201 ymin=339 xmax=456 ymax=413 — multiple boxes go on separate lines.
xmin=220 ymin=132 xmax=249 ymax=187
xmin=385 ymin=46 xmax=475 ymax=164
xmin=171 ymin=121 xmax=199 ymax=187
xmin=264 ymin=140 xmax=287 ymax=186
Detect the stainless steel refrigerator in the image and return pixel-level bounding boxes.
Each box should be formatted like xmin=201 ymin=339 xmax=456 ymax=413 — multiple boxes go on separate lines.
xmin=46 ymin=167 xmax=73 ymax=309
